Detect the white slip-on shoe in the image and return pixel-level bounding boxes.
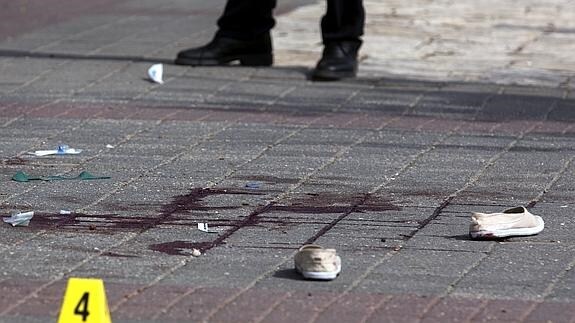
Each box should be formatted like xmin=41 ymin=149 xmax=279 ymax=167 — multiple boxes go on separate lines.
xmin=294 ymin=245 xmax=341 ymax=280
xmin=469 ymin=206 xmax=544 ymax=239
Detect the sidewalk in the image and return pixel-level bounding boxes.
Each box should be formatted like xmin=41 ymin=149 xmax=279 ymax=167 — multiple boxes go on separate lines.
xmin=273 ymin=0 xmax=575 ymax=87
xmin=0 ymin=1 xmax=574 ymax=322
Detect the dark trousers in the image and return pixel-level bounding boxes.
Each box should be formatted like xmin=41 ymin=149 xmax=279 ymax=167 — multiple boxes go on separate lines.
xmin=216 ymin=0 xmax=364 ymax=43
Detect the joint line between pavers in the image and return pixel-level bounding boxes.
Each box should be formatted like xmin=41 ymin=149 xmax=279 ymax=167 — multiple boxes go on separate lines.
xmin=0 ymin=102 xmax=21 ymax=127
xmin=32 ymin=21 xmax=213 ymax=102
xmin=7 ymin=12 xmax=201 ymax=98
xmin=0 ymin=231 xmax=139 ymax=316
xmin=4 ymin=16 xmax=140 ymax=95
xmin=79 ymin=114 xmax=234 ymax=213
xmin=251 ymin=291 xmax=293 ymax=323
xmin=308 ymin=122 xmax=468 ymax=322
xmin=416 ymin=93 xmax=554 ymax=234
xmin=462 ymin=298 xmax=491 ymax=323
xmin=414 ymin=118 xmax=542 ymax=236
xmin=562 ymin=81 xmax=571 ymax=99
xmin=0 ymin=110 xmax=217 ymax=311
xmin=310 ymin=91 xmax=503 ymax=320
xmin=518 ymin=239 xmax=575 ymax=320
xmin=150 ymin=286 xmax=202 ymax=320
xmin=206 ymin=114 xmax=327 ymax=188
xmin=0 ymin=106 xmax=112 ymax=253
xmin=0 ymin=110 xmax=199 ymax=312
xmin=561 ymin=122 xmax=575 ymax=135
xmin=201 ymin=90 xmax=379 ymax=320
xmin=0 ymin=99 xmax=59 ymax=128
xmin=106 ymin=112 xmax=327 ymax=311
xmin=542 ymin=99 xmax=558 ymax=122
xmin=419 ymin=243 xmax=497 ymax=323
xmin=357 ymin=295 xmax=394 ymax=323
xmin=527 ymin=155 xmax=575 ymax=208
xmin=80 ymin=109 xmax=336 ymax=313
xmin=209 ymin=91 xmax=447 ymax=321
xmin=0 ymin=15 xmax=135 ymax=71
xmin=11 ymin=99 xmax=109 ymax=156
xmin=418 ymin=98 xmax=561 ymax=318
xmin=140 ymin=89 xmax=368 ymax=319
xmin=1 ymin=109 xmax=172 ymax=219
xmin=210 ymin=95 xmax=431 ymax=320
xmin=266 ymin=86 xmax=298 ymax=106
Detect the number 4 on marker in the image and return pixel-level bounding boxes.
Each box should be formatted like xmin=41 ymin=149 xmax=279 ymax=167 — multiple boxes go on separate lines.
xmin=58 ymin=278 xmax=112 ymax=323
xmin=74 ymin=292 xmax=90 ymax=321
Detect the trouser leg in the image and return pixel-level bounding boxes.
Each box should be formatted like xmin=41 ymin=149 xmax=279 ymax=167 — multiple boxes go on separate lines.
xmin=320 ymin=0 xmax=365 ymax=43
xmin=216 ymin=0 xmax=277 ymax=40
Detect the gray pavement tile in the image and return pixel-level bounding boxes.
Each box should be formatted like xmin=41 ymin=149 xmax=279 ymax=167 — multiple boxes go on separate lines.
xmin=13 ymin=61 xmax=129 ymax=95
xmin=224 ymin=218 xmax=332 ymax=248
xmin=356 ymin=272 xmax=458 ymax=296
xmin=547 ymin=268 xmax=575 ymax=302
xmin=451 ymin=242 xmax=574 ymax=300
xmin=0 ymin=231 xmax=125 ymax=279
xmin=502 ymin=84 xmax=567 ymax=99
xmin=550 ymin=99 xmax=575 ymax=122
xmin=160 ymin=246 xmax=292 ymax=288
xmin=477 ymin=94 xmax=556 ymax=122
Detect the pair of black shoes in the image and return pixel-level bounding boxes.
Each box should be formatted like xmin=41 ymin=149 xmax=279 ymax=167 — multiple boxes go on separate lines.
xmin=174 ymin=33 xmax=360 ymax=80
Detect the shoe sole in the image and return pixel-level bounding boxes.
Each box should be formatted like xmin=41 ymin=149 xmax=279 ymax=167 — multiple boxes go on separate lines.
xmin=312 ymin=69 xmax=357 ymax=81
xmin=296 ymin=265 xmax=340 ymax=281
xmin=470 ymin=215 xmax=544 ymax=239
xmin=300 ymin=270 xmax=339 ymax=280
xmin=175 ymin=54 xmax=273 ymax=67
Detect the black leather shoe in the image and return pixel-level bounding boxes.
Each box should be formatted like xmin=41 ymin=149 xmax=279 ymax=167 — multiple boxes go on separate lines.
xmin=312 ymin=41 xmax=361 ymax=80
xmin=175 ymin=33 xmax=273 ymax=66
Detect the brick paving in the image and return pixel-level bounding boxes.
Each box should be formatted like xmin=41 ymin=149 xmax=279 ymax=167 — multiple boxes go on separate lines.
xmin=0 ymin=1 xmax=574 ymax=322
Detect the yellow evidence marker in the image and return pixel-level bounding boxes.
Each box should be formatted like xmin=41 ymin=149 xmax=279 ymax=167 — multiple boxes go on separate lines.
xmin=58 ymin=278 xmax=112 ymax=323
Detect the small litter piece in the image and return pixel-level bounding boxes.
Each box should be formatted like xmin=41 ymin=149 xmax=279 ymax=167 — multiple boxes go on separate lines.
xmin=245 ymin=182 xmax=261 ymax=189
xmin=147 ymin=64 xmax=164 ymax=84
xmin=12 ymin=171 xmax=110 ymax=182
xmin=197 ymin=223 xmax=217 ymax=233
xmin=192 ymin=249 xmax=202 ymax=257
xmin=106 ymin=144 xmax=115 ymax=149
xmin=59 ymin=210 xmax=72 ymax=215
xmin=469 ymin=206 xmax=544 ymax=239
xmin=3 ymin=211 xmax=34 ymax=227
xmin=28 ymin=144 xmax=82 ymax=157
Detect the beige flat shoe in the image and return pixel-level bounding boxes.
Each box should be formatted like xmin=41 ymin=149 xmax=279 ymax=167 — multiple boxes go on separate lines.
xmin=294 ymin=245 xmax=341 ymax=280
xmin=470 ymin=206 xmax=544 ymax=239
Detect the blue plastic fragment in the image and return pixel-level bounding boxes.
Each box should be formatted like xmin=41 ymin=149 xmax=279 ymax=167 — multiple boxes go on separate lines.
xmin=245 ymin=182 xmax=261 ymax=189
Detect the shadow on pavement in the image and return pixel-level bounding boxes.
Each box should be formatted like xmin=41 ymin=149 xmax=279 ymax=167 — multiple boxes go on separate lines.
xmin=0 ymin=49 xmax=175 ymax=64
xmin=273 ymin=268 xmax=306 ymax=281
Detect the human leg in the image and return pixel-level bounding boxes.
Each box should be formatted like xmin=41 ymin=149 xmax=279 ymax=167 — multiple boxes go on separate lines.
xmin=216 ymin=0 xmax=277 ymax=40
xmin=313 ymin=0 xmax=365 ymax=80
xmin=321 ymin=0 xmax=364 ymax=43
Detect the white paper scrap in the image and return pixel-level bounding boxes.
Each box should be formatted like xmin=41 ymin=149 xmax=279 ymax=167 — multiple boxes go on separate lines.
xmin=197 ymin=222 xmax=217 ymax=233
xmin=59 ymin=210 xmax=72 ymax=215
xmin=198 ymin=222 xmax=209 ymax=232
xmin=148 ymin=64 xmax=164 ymax=84
xmin=29 ymin=145 xmax=82 ymax=157
xmin=3 ymin=211 xmax=34 ymax=227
